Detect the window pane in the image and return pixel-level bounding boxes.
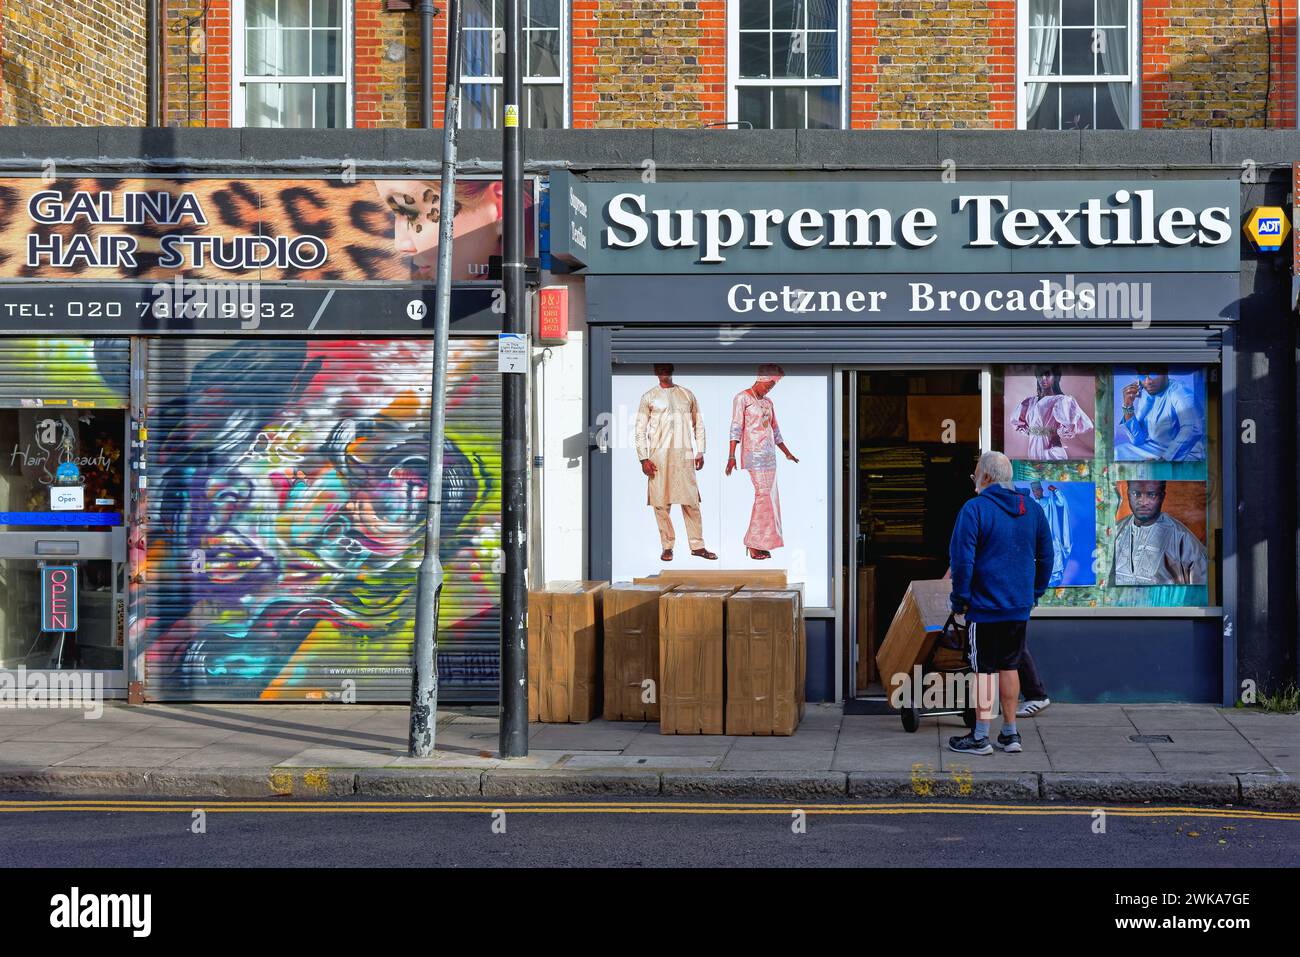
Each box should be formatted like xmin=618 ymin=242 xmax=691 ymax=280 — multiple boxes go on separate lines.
xmin=281 ymin=29 xmax=310 ymax=75
xmin=772 ymin=31 xmax=805 ymax=79
xmin=806 ymin=31 xmax=837 ymax=78
xmin=1028 ymin=0 xmax=1058 ymax=24
xmin=772 ymin=86 xmax=805 ymax=128
xmin=311 ymin=29 xmax=340 ymax=76
xmin=1026 ymin=27 xmax=1061 ymax=75
xmin=1095 ymin=28 xmax=1127 ymax=74
xmin=1061 ymin=28 xmax=1093 ymax=75
xmin=806 ymin=85 xmax=840 ymax=128
xmin=1026 ymin=82 xmax=1060 ymax=129
xmin=313 ymin=83 xmax=343 ymax=127
xmin=281 ymin=0 xmax=310 ymax=28
xmin=495 ymin=0 xmax=505 ymax=24
xmin=461 ymin=83 xmax=498 ymax=128
xmin=465 ymin=0 xmax=494 ymax=28
xmin=738 ymin=86 xmax=771 ymax=129
xmin=739 ymin=32 xmax=769 ymax=77
xmin=807 ymin=0 xmax=837 ymax=30
xmin=529 ymin=0 xmax=561 ymax=28
xmin=246 ymin=28 xmax=276 ymax=75
xmin=1095 ymin=82 xmax=1126 ymax=129
xmin=1097 ymin=0 xmax=1127 ymax=25
xmin=1060 ymin=82 xmax=1094 ymax=128
xmin=528 ymin=28 xmax=561 ymax=78
xmin=312 ymin=0 xmax=341 ymax=27
xmin=247 ymin=0 xmax=277 ymax=29
xmin=739 ymin=0 xmax=769 ymax=29
xmin=772 ymin=0 xmax=799 ymax=30
xmin=464 ymin=28 xmax=496 ymax=77
xmin=1061 ymin=0 xmax=1093 ymax=26
xmin=245 ymin=82 xmax=313 ymax=127
xmin=528 ymin=84 xmax=563 ymax=128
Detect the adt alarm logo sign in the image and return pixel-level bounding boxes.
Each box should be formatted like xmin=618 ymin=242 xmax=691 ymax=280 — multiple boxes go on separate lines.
xmin=1244 ymin=206 xmax=1290 ymax=251
xmin=41 ymin=565 xmax=78 ymax=632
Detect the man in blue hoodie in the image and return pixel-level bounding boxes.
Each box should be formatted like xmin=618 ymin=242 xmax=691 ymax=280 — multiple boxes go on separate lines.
xmin=947 ymin=451 xmax=1054 ymax=755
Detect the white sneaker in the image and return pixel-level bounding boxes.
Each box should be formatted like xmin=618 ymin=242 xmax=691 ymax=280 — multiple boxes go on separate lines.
xmin=1016 ymin=698 xmax=1051 ymax=718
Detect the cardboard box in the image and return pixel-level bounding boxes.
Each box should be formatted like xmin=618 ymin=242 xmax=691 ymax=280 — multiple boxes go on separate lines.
xmin=856 ymin=565 xmax=877 ymax=690
xmin=874 ymin=579 xmax=966 ymax=697
xmin=658 ymin=586 xmax=735 ymax=734
xmin=602 ymin=581 xmax=674 ymax=721
xmin=634 ymin=569 xmax=787 ymax=590
xmin=726 ymin=589 xmax=803 ymax=735
xmin=527 ymin=581 xmax=608 ymax=723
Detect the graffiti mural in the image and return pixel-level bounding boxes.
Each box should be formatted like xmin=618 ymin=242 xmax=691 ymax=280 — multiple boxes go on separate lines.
xmin=143 ymin=339 xmax=502 ymax=701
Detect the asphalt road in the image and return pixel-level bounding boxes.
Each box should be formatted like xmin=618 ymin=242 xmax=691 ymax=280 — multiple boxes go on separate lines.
xmin=1 ymin=795 xmax=1296 ymax=868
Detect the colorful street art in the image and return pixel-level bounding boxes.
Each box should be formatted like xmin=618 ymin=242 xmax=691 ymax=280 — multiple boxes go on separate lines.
xmin=142 ymin=339 xmax=502 ymax=701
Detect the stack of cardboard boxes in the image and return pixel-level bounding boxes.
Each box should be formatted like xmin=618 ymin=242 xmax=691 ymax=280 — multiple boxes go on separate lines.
xmin=527 ymin=572 xmax=805 ymax=735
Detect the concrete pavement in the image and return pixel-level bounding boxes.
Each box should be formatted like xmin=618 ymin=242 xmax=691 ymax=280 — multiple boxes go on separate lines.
xmin=0 ymin=701 xmax=1295 ymax=805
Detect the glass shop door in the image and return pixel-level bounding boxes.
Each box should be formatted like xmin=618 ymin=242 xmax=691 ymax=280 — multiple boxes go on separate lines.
xmin=0 ymin=407 xmax=129 ymax=683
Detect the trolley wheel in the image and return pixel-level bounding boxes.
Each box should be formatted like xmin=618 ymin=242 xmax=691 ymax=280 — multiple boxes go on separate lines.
xmin=901 ymin=708 xmax=920 ymax=733
xmin=962 ymin=708 xmax=977 ymax=729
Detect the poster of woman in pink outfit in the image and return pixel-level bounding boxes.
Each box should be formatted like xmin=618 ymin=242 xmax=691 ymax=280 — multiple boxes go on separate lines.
xmin=725 ymin=364 xmax=800 ymax=559
xmin=1006 ymin=365 xmax=1096 ymax=461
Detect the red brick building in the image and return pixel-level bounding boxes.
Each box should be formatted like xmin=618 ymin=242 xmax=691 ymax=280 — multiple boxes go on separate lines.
xmin=1 ymin=1 xmax=1296 ymax=129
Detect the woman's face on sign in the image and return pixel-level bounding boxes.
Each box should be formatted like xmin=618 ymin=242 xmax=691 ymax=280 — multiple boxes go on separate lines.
xmin=375 ymin=180 xmax=503 ymax=281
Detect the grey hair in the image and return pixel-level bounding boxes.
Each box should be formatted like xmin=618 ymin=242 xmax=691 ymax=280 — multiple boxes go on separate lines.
xmin=976 ymin=451 xmax=1016 ymax=489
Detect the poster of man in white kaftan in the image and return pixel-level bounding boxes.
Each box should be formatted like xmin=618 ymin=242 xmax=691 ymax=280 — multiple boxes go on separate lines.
xmin=610 ymin=364 xmax=830 ymax=607
xmin=1013 ymin=480 xmax=1097 ymax=587
xmin=1111 ymin=366 xmax=1207 ymax=463
xmin=1004 ymin=365 xmax=1096 ymax=461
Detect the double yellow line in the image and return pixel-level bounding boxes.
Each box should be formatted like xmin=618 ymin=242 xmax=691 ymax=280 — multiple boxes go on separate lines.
xmin=1 ymin=799 xmax=1297 ymax=821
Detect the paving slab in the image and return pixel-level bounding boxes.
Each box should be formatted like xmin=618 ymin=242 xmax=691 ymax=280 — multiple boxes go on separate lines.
xmin=832 ymin=750 xmax=945 ymax=772
xmin=1125 ymin=708 xmax=1234 ymax=732
xmin=0 ymin=741 xmax=99 ymax=767
xmin=941 ymin=750 xmax=1055 ymax=772
xmin=6 ymin=721 xmax=142 ymax=744
xmin=1152 ymin=750 xmax=1274 ymax=773
xmin=1047 ymin=748 xmax=1163 ymax=772
xmin=0 ymin=708 xmax=88 ymax=726
xmin=167 ymin=744 xmax=312 ymax=768
xmin=529 ymin=726 xmax=644 ymax=750
xmin=56 ymin=747 xmax=198 ymax=769
xmin=276 ymin=747 xmax=404 ymax=768
xmin=729 ymin=730 xmax=839 ymax=750
xmin=620 ymin=733 xmax=737 ymax=756
xmin=721 ymin=749 xmax=835 ymax=771
xmin=562 ymin=753 xmax=720 ymax=770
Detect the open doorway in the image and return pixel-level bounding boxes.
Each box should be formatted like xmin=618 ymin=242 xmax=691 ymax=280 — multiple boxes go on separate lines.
xmin=846 ymin=370 xmax=982 ymax=700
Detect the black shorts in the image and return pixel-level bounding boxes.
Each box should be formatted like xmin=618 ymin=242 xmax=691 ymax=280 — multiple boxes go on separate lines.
xmin=968 ymin=620 xmax=1028 ymax=674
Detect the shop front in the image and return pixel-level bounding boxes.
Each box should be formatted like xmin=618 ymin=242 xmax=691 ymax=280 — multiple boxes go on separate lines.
xmin=554 ymin=172 xmax=1244 ymax=704
xmin=0 ymin=172 xmax=528 ymax=702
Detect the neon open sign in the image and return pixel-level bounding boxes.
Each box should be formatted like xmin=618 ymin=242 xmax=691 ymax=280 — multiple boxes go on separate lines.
xmin=41 ymin=564 xmax=78 ymax=632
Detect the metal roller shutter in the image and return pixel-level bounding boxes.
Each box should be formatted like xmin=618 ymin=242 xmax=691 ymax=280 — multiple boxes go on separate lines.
xmin=608 ymin=324 xmax=1224 ymax=365
xmin=142 ymin=337 xmax=502 ymax=702
xmin=0 ymin=338 xmax=130 ymax=407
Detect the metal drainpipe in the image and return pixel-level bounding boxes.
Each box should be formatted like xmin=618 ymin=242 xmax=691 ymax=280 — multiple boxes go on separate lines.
xmin=148 ymin=0 xmax=161 ymax=126
xmin=421 ymin=0 xmax=437 ymax=129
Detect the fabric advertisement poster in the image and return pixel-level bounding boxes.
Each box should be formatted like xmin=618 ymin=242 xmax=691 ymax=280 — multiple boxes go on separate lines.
xmin=1111 ymin=366 xmax=1207 ymax=463
xmin=1003 ymin=365 xmax=1097 ymax=461
xmin=1111 ymin=480 xmax=1209 ymax=587
xmin=609 ymin=365 xmax=830 ymax=607
xmin=1011 ymin=480 xmax=1098 ymax=587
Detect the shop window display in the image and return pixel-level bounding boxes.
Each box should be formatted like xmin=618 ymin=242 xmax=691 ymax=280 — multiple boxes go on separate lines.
xmin=993 ymin=365 xmax=1218 ymax=609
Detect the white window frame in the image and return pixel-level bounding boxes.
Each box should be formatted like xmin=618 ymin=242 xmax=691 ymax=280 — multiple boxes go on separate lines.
xmin=726 ymin=0 xmax=848 ymax=130
xmin=1016 ymin=0 xmax=1140 ymax=130
xmin=231 ymin=0 xmax=354 ymax=129
xmin=459 ymin=0 xmax=570 ymax=129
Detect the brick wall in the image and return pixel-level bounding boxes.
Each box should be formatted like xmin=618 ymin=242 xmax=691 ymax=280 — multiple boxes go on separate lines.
xmin=572 ymin=0 xmax=725 ymax=128
xmin=165 ymin=0 xmax=232 ymax=127
xmin=1143 ymin=0 xmax=1297 ymax=128
xmin=849 ymin=0 xmax=1016 ymax=130
xmin=0 ymin=0 xmax=147 ymax=125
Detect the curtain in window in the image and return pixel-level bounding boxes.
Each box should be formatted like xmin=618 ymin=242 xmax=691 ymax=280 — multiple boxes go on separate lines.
xmin=1097 ymin=0 xmax=1131 ymax=129
xmin=1025 ymin=0 xmax=1059 ymax=123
